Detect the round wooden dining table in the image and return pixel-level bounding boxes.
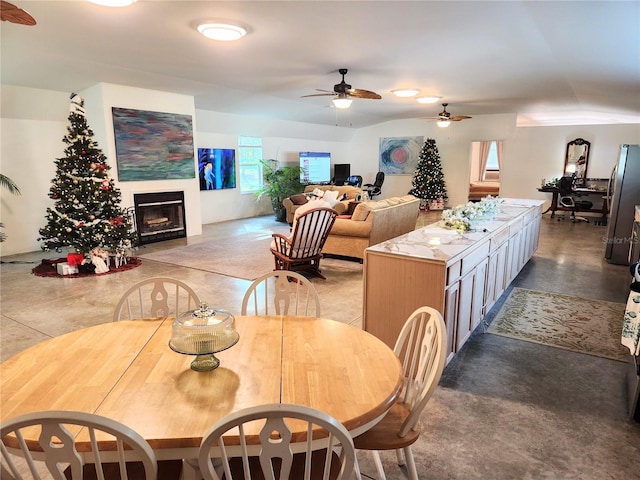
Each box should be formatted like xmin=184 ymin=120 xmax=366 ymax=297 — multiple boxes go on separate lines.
xmin=1 ymin=315 xmax=402 ymax=463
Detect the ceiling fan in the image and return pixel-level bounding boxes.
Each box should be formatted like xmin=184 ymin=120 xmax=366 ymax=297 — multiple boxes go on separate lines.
xmin=1 ymin=1 xmax=36 ymax=25
xmin=302 ymin=68 xmax=381 ymax=109
xmin=423 ymin=103 xmax=472 ymax=126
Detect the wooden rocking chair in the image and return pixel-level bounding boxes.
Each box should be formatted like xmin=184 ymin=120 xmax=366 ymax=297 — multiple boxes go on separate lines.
xmin=271 ymin=207 xmax=337 ymax=279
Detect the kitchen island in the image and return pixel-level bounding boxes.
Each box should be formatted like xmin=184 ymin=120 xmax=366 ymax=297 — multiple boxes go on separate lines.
xmin=362 ymin=198 xmax=545 ymax=363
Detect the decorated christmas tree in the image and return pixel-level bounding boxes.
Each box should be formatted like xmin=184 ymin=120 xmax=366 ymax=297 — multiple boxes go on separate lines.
xmin=409 ymin=138 xmax=448 ymax=210
xmin=38 ymin=94 xmax=136 ymax=256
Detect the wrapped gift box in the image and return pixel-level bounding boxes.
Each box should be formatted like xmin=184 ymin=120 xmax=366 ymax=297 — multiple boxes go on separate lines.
xmin=56 ymin=262 xmax=79 ymax=276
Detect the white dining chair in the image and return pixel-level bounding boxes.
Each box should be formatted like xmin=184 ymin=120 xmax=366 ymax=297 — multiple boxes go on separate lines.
xmin=241 ymin=271 xmax=321 ymax=316
xmin=197 ymin=403 xmax=357 ymax=480
xmin=352 ymin=306 xmax=447 ymax=480
xmin=1 ymin=410 xmax=159 ymax=480
xmin=113 ymin=277 xmax=201 ymax=321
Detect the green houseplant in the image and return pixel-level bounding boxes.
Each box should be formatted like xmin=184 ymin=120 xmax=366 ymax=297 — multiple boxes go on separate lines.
xmin=257 ymin=159 xmax=304 ymax=223
xmin=0 ymin=174 xmax=21 ymax=242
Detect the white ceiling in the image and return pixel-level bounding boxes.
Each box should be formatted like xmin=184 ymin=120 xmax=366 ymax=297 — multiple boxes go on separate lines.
xmin=2 ymin=0 xmax=639 ymax=128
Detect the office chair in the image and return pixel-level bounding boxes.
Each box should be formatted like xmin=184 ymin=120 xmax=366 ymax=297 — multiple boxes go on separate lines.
xmin=558 ymin=176 xmax=593 ymax=223
xmin=363 ymin=171 xmax=385 ymax=199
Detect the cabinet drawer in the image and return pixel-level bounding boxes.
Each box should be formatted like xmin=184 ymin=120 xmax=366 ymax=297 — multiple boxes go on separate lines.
xmin=461 ymin=241 xmax=490 ymax=276
xmin=490 ymin=226 xmax=509 ymax=252
xmin=523 ymin=209 xmax=535 ymax=225
xmin=446 ymin=260 xmax=462 ymax=286
xmin=509 ymin=217 xmax=524 ymax=235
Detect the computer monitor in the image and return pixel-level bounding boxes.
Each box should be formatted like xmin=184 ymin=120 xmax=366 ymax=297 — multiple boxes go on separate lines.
xmin=333 ymin=164 xmax=350 ymax=185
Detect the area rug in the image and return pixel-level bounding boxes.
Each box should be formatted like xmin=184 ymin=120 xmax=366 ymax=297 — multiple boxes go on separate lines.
xmin=137 ymin=235 xmax=362 ymax=281
xmin=32 ymin=257 xmax=142 ymax=278
xmin=487 ymin=287 xmax=628 ymax=362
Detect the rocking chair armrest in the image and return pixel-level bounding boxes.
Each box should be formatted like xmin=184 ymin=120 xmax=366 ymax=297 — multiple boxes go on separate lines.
xmin=271 ymin=233 xmax=292 ymax=253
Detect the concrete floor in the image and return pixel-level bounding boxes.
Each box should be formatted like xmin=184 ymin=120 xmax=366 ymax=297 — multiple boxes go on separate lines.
xmin=1 ymin=211 xmax=639 ymax=479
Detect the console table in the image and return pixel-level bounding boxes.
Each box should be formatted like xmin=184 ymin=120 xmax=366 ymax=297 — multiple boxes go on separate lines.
xmin=537 ymin=186 xmax=609 ymax=219
xmin=362 ymin=199 xmax=544 ymax=364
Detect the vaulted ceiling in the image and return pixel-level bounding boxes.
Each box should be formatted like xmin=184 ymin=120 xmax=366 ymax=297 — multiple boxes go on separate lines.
xmin=2 ymin=1 xmax=639 ymax=128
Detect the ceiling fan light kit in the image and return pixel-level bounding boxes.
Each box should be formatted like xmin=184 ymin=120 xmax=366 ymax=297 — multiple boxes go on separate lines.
xmin=197 ymin=23 xmax=247 ymax=41
xmin=437 ymin=120 xmax=451 ymax=128
xmin=333 ymin=96 xmax=353 ymax=109
xmin=423 ymin=103 xmax=472 ymax=126
xmin=392 ymin=89 xmax=420 ymax=98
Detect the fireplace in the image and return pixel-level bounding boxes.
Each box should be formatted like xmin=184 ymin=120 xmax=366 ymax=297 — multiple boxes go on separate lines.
xmin=133 ymin=191 xmax=186 ymax=245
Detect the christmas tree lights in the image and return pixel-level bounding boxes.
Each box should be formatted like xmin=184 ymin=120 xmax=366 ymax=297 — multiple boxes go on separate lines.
xmin=38 ymin=94 xmax=136 ymax=255
xmin=408 ymin=138 xmax=448 ymax=210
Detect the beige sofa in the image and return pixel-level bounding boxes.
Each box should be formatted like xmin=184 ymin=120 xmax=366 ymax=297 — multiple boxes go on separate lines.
xmin=283 ymin=184 xmax=362 ymax=224
xmin=323 ymin=195 xmax=420 ymax=260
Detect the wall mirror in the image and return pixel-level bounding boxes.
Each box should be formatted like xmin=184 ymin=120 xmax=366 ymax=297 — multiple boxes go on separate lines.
xmin=564 ymin=138 xmax=590 ymax=184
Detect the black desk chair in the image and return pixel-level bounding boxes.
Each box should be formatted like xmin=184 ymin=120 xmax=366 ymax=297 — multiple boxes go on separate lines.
xmin=363 ymin=172 xmax=385 ymax=199
xmin=558 ymin=176 xmax=592 ymax=223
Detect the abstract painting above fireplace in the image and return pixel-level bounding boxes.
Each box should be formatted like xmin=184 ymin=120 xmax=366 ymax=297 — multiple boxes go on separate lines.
xmin=112 ymin=107 xmax=196 ymax=181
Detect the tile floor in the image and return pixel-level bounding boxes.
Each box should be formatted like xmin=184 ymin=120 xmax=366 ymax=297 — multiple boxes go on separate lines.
xmin=1 ymin=211 xmax=639 ymax=479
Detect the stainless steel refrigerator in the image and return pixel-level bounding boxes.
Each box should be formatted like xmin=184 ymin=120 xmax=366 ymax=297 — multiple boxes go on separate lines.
xmin=605 ymin=144 xmax=640 ymax=265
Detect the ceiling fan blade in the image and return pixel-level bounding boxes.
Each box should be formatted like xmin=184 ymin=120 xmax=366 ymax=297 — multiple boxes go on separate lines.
xmin=347 ymin=88 xmax=382 ymax=100
xmin=1 ymin=1 xmax=36 ymax=25
xmin=450 ymin=115 xmax=472 ymax=121
xmin=301 ymin=93 xmax=336 ymax=98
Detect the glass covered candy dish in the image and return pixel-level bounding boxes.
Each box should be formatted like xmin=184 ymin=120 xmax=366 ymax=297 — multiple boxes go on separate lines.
xmin=169 ymin=302 xmax=239 ymax=371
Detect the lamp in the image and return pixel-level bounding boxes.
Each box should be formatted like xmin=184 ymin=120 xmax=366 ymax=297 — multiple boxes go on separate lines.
xmin=333 ymin=96 xmax=352 ymax=109
xmin=197 ymin=23 xmax=247 ymax=41
xmin=437 ymin=120 xmax=451 ymax=128
xmin=392 ymin=89 xmax=420 ymax=98
xmin=417 ymin=96 xmax=441 ymax=104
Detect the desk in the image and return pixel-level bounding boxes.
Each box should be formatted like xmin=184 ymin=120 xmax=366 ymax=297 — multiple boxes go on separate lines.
xmin=1 ymin=316 xmax=402 ymax=460
xmin=537 ymin=186 xmax=608 ymax=218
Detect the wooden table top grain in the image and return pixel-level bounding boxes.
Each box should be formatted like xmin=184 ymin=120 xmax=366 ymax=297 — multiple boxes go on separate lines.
xmin=1 ymin=315 xmax=402 ymax=457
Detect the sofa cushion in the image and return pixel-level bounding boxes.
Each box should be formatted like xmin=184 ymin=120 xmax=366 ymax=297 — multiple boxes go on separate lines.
xmin=290 ymin=194 xmax=308 ymax=205
xmin=323 ymin=190 xmax=341 ymax=207
xmin=352 ymin=202 xmax=371 ymax=221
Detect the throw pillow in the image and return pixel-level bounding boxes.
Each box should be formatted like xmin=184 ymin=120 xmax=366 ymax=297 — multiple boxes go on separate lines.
xmin=322 ymin=190 xmax=340 ymax=207
xmin=290 ymin=194 xmax=308 ymax=205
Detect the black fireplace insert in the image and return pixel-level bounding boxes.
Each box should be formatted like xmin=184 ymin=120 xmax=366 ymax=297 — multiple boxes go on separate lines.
xmin=133 ymin=191 xmax=186 ymax=245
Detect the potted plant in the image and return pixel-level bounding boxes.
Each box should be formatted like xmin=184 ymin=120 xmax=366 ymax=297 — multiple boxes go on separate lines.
xmin=257 ymin=159 xmax=304 ymax=223
xmin=0 ymin=174 xmax=21 ymax=242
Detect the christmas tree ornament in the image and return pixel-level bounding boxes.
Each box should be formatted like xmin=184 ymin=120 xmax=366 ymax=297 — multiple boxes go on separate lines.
xmin=38 ymin=94 xmax=136 ymax=258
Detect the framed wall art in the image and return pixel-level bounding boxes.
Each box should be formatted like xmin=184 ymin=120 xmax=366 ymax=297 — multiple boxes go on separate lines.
xmin=379 ymin=136 xmax=423 ymax=175
xmin=112 ymin=107 xmax=196 ymax=181
xmin=197 ymin=148 xmax=236 ymax=190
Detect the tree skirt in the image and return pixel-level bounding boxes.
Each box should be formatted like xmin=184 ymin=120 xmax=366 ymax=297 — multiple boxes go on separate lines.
xmin=32 ymin=257 xmax=142 ymax=278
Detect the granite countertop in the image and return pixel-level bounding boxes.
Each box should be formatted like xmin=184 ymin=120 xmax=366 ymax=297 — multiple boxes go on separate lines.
xmin=366 ymin=200 xmax=544 ymax=264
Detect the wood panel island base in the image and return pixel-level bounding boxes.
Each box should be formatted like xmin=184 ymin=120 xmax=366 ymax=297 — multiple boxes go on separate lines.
xmin=363 ymin=198 xmax=545 ymax=364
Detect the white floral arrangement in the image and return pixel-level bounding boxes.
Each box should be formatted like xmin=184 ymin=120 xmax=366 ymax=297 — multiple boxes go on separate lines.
xmin=442 ymin=196 xmax=502 ymax=233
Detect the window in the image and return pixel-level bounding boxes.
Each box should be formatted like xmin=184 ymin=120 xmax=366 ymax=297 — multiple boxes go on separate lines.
xmin=485 ymin=141 xmax=500 ymax=171
xmin=238 ymin=136 xmax=263 ymax=193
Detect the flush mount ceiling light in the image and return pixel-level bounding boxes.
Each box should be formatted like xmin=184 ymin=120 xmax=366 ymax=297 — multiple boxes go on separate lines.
xmin=197 ymin=23 xmax=247 ymax=41
xmin=332 ymin=95 xmax=353 ymax=109
xmin=392 ymin=89 xmax=420 ymax=98
xmin=417 ymin=96 xmax=441 ymax=104
xmin=437 ymin=120 xmax=451 ymax=128
xmin=88 ymin=0 xmax=136 ymax=6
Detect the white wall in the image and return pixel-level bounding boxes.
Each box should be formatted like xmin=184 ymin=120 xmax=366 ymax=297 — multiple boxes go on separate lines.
xmin=2 ymin=84 xmax=640 ymax=256
xmin=195 ymin=110 xmax=353 ymax=224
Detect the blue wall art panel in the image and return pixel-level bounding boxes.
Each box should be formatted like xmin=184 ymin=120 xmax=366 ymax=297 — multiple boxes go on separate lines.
xmin=379 ymin=136 xmax=423 ymax=175
xmin=112 ymin=107 xmax=196 ymax=181
xmin=197 ymin=148 xmax=236 ymax=190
